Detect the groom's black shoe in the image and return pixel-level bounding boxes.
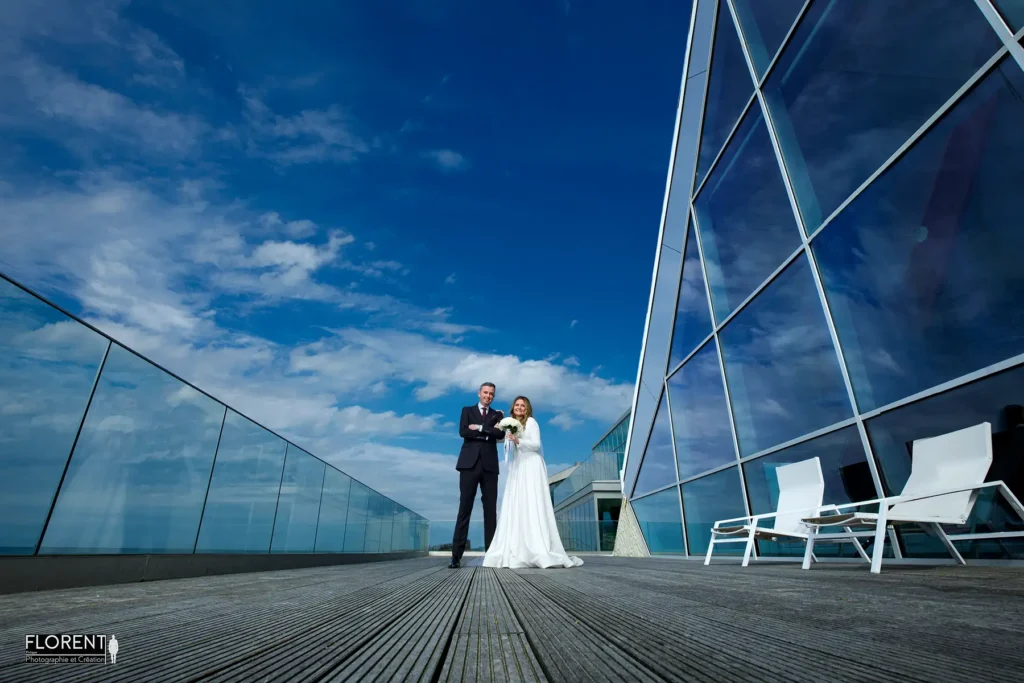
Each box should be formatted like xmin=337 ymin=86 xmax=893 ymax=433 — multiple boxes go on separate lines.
xmin=448 ymin=557 xmax=461 ymax=569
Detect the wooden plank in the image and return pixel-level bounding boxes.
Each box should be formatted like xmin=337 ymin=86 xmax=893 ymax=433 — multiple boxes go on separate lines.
xmin=494 ymin=569 xmax=662 ymax=682
xmin=440 ymin=569 xmax=546 ymax=683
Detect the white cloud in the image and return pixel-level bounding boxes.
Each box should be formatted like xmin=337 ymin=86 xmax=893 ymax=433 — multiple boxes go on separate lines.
xmin=562 ymin=355 xmax=580 ymax=367
xmin=444 ymin=273 xmax=457 ymax=285
xmin=423 ymin=149 xmax=470 ymax=172
xmin=549 ymin=413 xmax=577 ymax=431
xmin=570 ymin=319 xmax=578 ymax=328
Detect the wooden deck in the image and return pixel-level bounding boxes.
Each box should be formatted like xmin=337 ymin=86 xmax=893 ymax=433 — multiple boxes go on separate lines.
xmin=1 ymin=555 xmax=1023 ymax=681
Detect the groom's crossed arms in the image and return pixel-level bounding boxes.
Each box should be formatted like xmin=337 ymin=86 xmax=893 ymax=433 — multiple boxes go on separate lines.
xmin=459 ymin=406 xmax=506 ymax=442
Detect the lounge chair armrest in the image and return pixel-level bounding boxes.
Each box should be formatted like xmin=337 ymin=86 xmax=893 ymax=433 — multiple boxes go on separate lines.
xmin=880 ymin=480 xmax=1008 ymax=507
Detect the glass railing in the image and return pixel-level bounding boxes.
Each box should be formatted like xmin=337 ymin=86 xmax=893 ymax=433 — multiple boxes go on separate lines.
xmin=428 ymin=520 xmax=619 ymax=554
xmin=552 ymin=449 xmax=623 ymax=506
xmin=0 ymin=273 xmax=429 ymax=556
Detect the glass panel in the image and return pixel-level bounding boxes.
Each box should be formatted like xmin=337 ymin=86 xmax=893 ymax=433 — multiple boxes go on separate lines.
xmin=270 ymin=446 xmax=325 ymax=553
xmin=39 ymin=344 xmax=224 ymax=554
xmin=865 ymin=364 xmax=1024 ymax=560
xmin=681 ymin=466 xmax=746 ymax=556
xmin=719 ymin=254 xmax=852 ymax=456
xmin=314 ymin=467 xmax=351 ymax=553
xmin=993 ymin=0 xmax=1024 ymax=30
xmin=669 ymin=223 xmax=713 ymax=369
xmin=195 ymin=410 xmax=287 ymax=553
xmin=597 ymin=498 xmax=621 ymax=552
xmin=743 ymin=426 xmax=875 ymax=558
xmin=669 ymin=339 xmax=735 ymax=480
xmin=364 ymin=492 xmax=382 ymax=553
xmin=762 ymin=0 xmax=1000 ymax=231
xmin=632 ymin=392 xmax=677 ymax=497
xmin=343 ymin=480 xmax=369 ymax=552
xmin=631 ymin=488 xmax=685 ymax=554
xmin=695 ymin=2 xmax=755 ymax=188
xmin=0 ymin=281 xmax=109 ymax=554
xmin=623 ymin=382 xmax=658 ymax=497
xmin=641 ymin=245 xmax=682 ymax=393
xmin=379 ymin=500 xmax=394 ymax=553
xmin=731 ymin=0 xmax=805 ymax=78
xmin=693 ymin=106 xmax=802 ymax=323
xmin=812 ymin=57 xmax=1024 ymax=413
xmin=391 ymin=509 xmax=408 ymax=552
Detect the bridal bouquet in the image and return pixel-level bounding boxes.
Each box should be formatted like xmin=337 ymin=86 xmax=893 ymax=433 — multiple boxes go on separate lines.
xmin=497 ymin=417 xmax=522 ymax=464
xmin=497 ymin=417 xmax=523 ymax=436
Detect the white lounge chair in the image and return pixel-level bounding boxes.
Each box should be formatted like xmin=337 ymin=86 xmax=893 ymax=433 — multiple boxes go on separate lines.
xmin=800 ymin=421 xmax=1024 ymax=574
xmin=704 ymin=457 xmax=870 ymax=567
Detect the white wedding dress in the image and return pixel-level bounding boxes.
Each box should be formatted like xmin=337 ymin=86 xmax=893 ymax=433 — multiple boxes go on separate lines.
xmin=482 ymin=417 xmax=583 ymax=569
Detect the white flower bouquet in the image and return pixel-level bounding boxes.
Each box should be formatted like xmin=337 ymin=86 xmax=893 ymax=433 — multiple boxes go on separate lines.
xmin=497 ymin=417 xmax=523 ymax=436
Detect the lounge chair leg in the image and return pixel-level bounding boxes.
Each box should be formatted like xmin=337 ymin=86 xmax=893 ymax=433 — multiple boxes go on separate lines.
xmin=847 ymin=526 xmax=870 ymax=562
xmin=933 ymin=523 xmax=967 ymax=566
xmin=742 ymin=527 xmax=756 ymax=567
xmin=887 ymin=528 xmax=903 ymax=559
xmin=802 ymin=530 xmax=816 ymax=570
xmin=704 ymin=536 xmax=716 ymax=566
xmin=870 ymin=509 xmax=888 ymax=574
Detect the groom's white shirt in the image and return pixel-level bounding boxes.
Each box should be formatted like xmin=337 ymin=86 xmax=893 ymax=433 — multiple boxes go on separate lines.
xmin=477 ymin=402 xmax=491 ymax=440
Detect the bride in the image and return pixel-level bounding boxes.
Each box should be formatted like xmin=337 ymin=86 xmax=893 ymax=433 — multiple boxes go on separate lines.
xmin=482 ymin=396 xmax=583 ymax=569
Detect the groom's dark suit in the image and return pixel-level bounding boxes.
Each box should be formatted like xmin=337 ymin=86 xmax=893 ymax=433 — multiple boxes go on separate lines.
xmin=451 ymin=404 xmax=505 ymax=562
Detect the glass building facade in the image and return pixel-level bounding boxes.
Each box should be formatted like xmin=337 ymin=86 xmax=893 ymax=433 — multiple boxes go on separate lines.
xmin=622 ymin=0 xmax=1024 ymax=560
xmin=0 ymin=274 xmax=429 ymax=558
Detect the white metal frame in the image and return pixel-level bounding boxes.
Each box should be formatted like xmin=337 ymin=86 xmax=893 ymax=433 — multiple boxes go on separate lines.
xmin=622 ymin=0 xmax=1024 ymax=562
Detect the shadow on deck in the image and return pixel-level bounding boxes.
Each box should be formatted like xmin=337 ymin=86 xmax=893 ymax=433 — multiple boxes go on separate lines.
xmin=1 ymin=555 xmax=1023 ymax=681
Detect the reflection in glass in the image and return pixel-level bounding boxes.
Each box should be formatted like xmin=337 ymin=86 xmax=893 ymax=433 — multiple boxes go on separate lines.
xmin=762 ymin=0 xmax=1000 ymax=231
xmin=687 ymin=0 xmax=717 ymax=78
xmin=744 ymin=427 xmax=873 ymax=558
xmin=195 ymin=410 xmax=288 ymax=553
xmin=694 ymin=106 xmax=801 ymax=323
xmin=669 ymin=340 xmax=735 ymax=480
xmin=364 ymin=492 xmax=382 ymax=553
xmin=632 ymin=392 xmax=677 ymax=497
xmin=270 ymin=446 xmax=325 ymax=553
xmin=695 ymin=2 xmax=755 ymax=188
xmin=39 ymin=344 xmax=224 ymax=554
xmin=813 ymin=58 xmax=1024 ymax=413
xmin=391 ymin=510 xmax=408 ymax=552
xmin=993 ymin=0 xmax=1024 ymax=31
xmin=681 ymin=467 xmax=746 ymax=556
xmin=379 ymin=499 xmax=394 ymax=553
xmin=623 ymin=385 xmax=657 ymax=499
xmin=632 ymin=487 xmax=684 ymax=554
xmin=866 ymin=364 xmax=1024 ymax=560
xmin=314 ymin=467 xmax=351 ymax=553
xmin=0 ymin=280 xmax=109 ymax=554
xmin=669 ymin=223 xmax=713 ymax=369
xmin=719 ymin=254 xmax=852 ymax=455
xmin=344 ymin=480 xmax=369 ymax=552
xmin=731 ymin=0 xmax=805 ymax=77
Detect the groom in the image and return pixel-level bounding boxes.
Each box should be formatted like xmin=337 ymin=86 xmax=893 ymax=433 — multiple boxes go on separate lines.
xmin=449 ymin=382 xmax=505 ymax=568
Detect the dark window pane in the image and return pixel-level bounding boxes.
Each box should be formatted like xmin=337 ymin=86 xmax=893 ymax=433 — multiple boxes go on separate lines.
xmin=270 ymin=446 xmax=325 ymax=553
xmin=39 ymin=344 xmax=224 ymax=554
xmin=195 ymin=410 xmax=287 ymax=553
xmin=669 ymin=339 xmax=736 ymax=480
xmin=865 ymin=364 xmax=1024 ymax=560
xmin=0 ymin=281 xmax=108 ymax=554
xmin=763 ymin=0 xmax=1001 ymax=231
xmin=813 ymin=58 xmax=1024 ymax=413
xmin=669 ymin=224 xmax=713 ymax=369
xmin=631 ymin=488 xmax=685 ymax=554
xmin=694 ymin=106 xmax=802 ymax=322
xmin=719 ymin=255 xmax=852 ymax=455
xmin=633 ymin=392 xmax=677 ymax=497
xmin=694 ymin=2 xmax=755 ymax=188
xmin=314 ymin=467 xmax=351 ymax=553
xmin=344 ymin=480 xmax=369 ymax=552
xmin=681 ymin=467 xmax=746 ymax=556
xmin=731 ymin=0 xmax=806 ymax=77
xmin=993 ymin=0 xmax=1024 ymax=30
xmin=743 ymin=427 xmax=875 ymax=559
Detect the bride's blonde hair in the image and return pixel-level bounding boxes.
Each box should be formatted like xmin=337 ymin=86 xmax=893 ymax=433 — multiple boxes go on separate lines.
xmin=510 ymin=396 xmax=533 ymax=427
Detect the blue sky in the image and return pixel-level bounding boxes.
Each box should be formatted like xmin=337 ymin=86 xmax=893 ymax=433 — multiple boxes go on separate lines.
xmin=0 ymin=0 xmax=692 ymax=520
